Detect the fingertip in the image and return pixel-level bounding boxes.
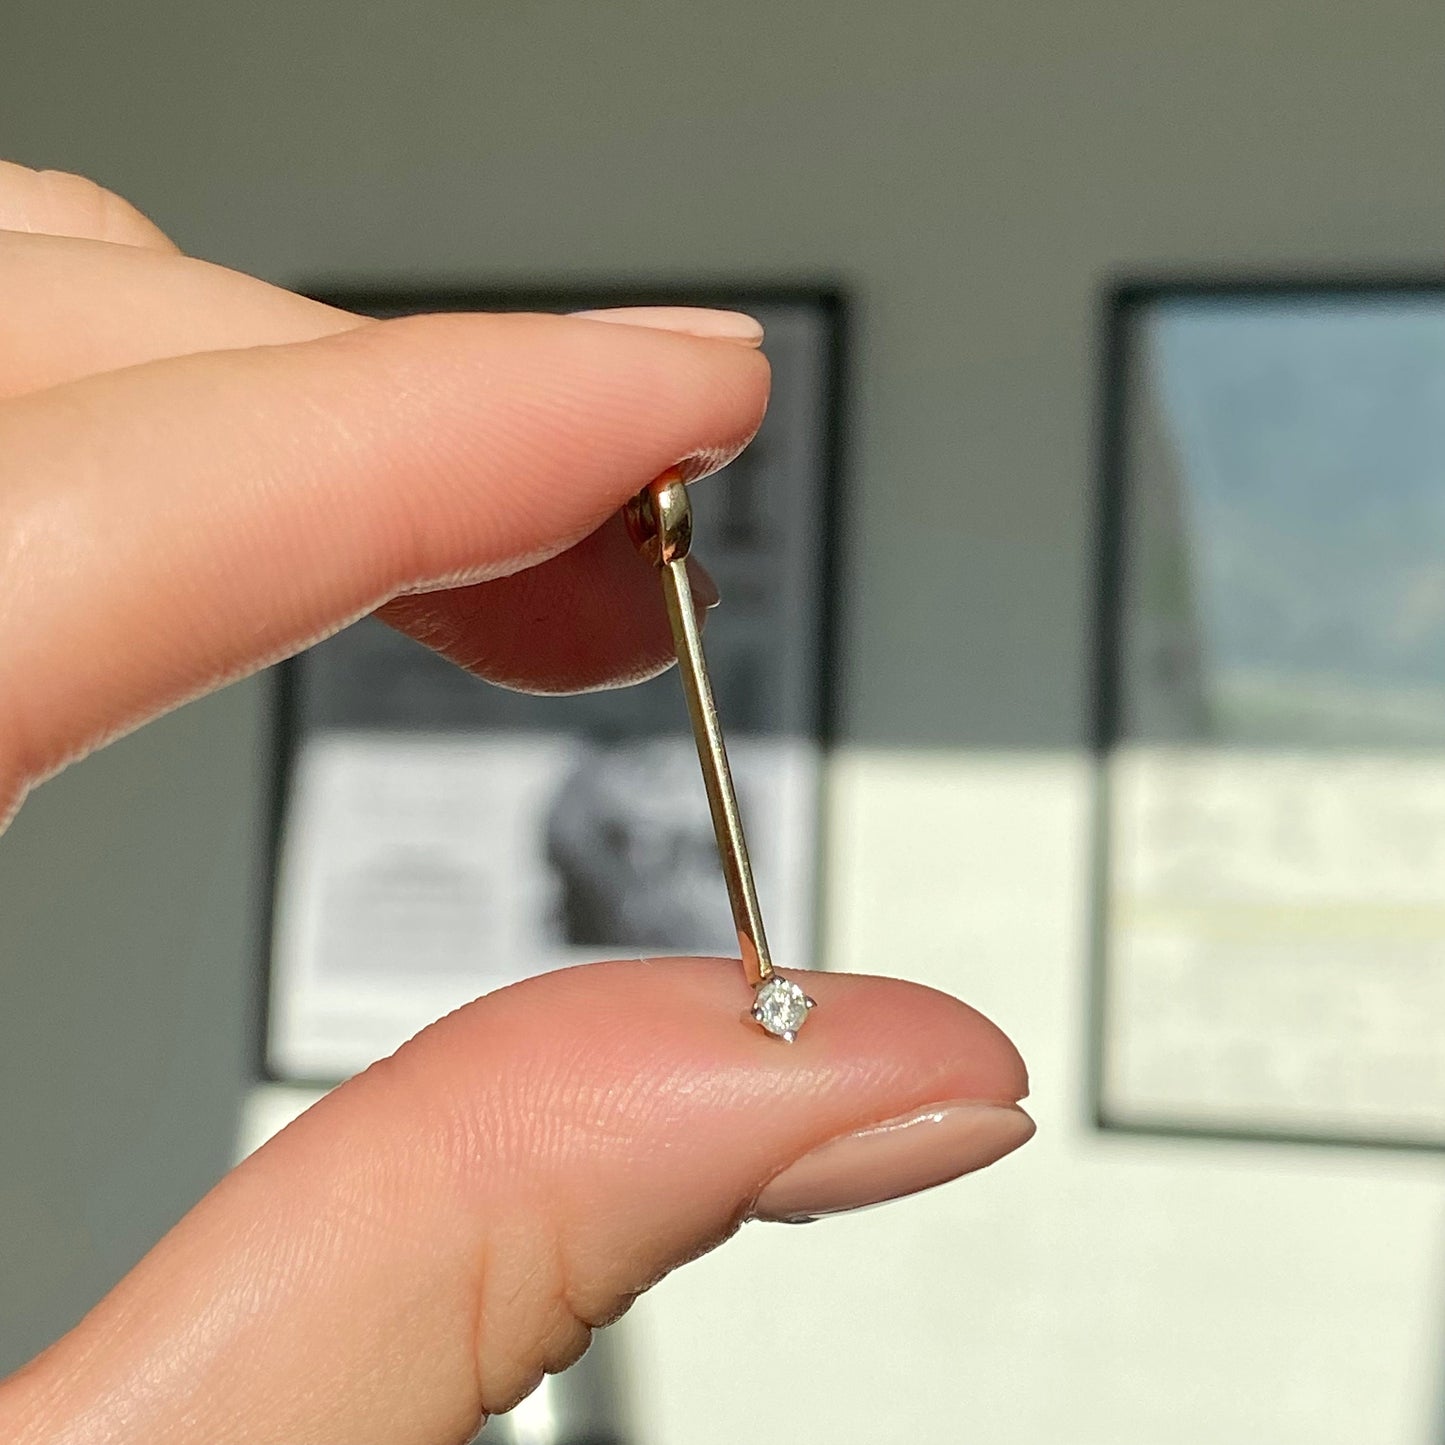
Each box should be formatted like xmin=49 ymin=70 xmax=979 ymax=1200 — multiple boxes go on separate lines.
xmin=378 ymin=503 xmax=730 ymax=694
xmin=688 ymin=557 xmax=721 ymax=610
xmin=1 ymin=307 xmax=771 ymax=785
xmin=0 ymin=159 xmax=177 ymax=251
xmin=569 ymin=305 xmax=765 ymax=347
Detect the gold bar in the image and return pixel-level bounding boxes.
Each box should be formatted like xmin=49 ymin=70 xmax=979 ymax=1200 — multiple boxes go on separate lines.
xmin=657 ymin=551 xmax=774 ymax=986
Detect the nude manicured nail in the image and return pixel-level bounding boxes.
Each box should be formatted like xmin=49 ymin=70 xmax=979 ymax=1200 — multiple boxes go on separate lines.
xmin=688 ymin=558 xmax=721 ymax=609
xmin=569 ymin=306 xmax=765 ymax=345
xmin=751 ymin=1102 xmax=1035 ymax=1224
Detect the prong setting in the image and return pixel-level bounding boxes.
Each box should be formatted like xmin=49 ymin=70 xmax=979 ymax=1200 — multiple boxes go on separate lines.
xmin=751 ymin=975 xmax=815 ymax=1041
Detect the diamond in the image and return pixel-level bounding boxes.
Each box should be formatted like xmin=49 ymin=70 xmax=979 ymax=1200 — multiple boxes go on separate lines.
xmin=751 ymin=976 xmax=816 ymax=1042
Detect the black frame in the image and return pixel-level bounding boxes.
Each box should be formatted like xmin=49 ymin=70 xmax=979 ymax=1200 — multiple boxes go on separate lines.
xmin=253 ymin=281 xmax=850 ymax=1087
xmin=1087 ymin=272 xmax=1445 ymax=1154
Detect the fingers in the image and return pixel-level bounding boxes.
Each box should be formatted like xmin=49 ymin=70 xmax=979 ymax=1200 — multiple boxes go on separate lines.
xmin=0 ymin=159 xmax=178 ymax=251
xmin=0 ymin=960 xmax=1031 ymax=1445
xmin=0 ymin=230 xmax=742 ymax=714
xmin=0 ymin=312 xmax=769 ymax=818
xmin=0 ymin=230 xmax=766 ymax=400
xmin=377 ymin=511 xmax=719 ymax=694
xmin=0 ymin=231 xmax=361 ymax=397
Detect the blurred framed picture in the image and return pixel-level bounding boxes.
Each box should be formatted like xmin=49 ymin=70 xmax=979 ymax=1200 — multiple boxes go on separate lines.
xmin=1090 ymin=277 xmax=1445 ymax=1150
xmin=258 ymin=285 xmax=844 ymax=1085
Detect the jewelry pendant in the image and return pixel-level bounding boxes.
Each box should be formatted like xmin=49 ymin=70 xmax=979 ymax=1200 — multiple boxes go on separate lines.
xmin=750 ymin=975 xmax=818 ymax=1043
xmin=624 ymin=469 xmax=817 ymax=1042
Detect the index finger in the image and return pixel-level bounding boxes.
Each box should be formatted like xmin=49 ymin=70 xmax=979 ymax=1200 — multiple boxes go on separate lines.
xmin=0 ymin=158 xmax=179 ymax=251
xmin=0 ymin=311 xmax=769 ymax=823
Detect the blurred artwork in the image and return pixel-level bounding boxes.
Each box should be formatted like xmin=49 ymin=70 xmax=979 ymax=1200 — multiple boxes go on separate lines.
xmin=544 ymin=740 xmax=742 ymax=953
xmin=264 ymin=292 xmax=839 ymax=1083
xmin=1097 ymin=287 xmax=1445 ymax=1147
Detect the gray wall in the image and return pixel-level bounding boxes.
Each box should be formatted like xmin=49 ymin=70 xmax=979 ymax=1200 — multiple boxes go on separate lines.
xmin=3 ymin=0 xmax=1444 ymax=1387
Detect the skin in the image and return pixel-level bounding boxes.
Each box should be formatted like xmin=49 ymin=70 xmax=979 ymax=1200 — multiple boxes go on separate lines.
xmin=0 ymin=161 xmax=1030 ymax=1445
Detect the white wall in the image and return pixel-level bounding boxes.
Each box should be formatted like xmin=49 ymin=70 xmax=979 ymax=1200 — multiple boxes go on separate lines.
xmin=4 ymin=1 xmax=1445 ymax=1438
xmin=635 ymin=753 xmax=1445 ymax=1443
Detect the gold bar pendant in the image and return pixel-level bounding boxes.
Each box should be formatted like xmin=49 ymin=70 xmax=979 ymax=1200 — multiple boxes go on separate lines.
xmin=624 ymin=470 xmax=816 ymax=1041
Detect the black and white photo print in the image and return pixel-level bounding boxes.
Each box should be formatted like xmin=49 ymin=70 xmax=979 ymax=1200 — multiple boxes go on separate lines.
xmin=263 ymin=289 xmax=843 ymax=1083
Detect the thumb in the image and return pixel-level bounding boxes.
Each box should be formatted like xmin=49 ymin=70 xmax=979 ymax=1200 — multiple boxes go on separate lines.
xmin=0 ymin=959 xmax=1031 ymax=1445
xmin=0 ymin=310 xmax=767 ymax=818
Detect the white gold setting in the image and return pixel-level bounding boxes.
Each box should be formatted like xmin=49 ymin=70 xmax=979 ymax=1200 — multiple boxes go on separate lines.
xmin=750 ymin=975 xmax=817 ymax=1043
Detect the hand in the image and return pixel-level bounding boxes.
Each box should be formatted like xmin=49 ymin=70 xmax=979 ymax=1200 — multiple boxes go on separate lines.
xmin=0 ymin=162 xmax=1033 ymax=1445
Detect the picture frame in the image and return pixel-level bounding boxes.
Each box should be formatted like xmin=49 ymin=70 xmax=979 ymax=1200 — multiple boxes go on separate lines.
xmin=255 ymin=283 xmax=847 ymax=1087
xmin=1089 ymin=274 xmax=1445 ymax=1152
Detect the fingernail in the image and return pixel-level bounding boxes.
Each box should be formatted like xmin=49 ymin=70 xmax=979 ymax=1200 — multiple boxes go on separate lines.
xmin=751 ymin=1102 xmax=1035 ymax=1224
xmin=688 ymin=558 xmax=721 ymax=610
xmin=569 ymin=306 xmax=764 ymax=346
